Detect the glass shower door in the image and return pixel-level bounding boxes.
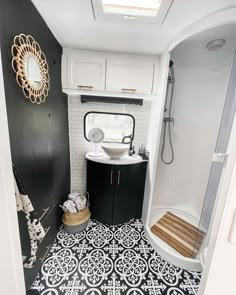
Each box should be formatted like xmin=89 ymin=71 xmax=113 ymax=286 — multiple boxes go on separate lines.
xmin=194 ymin=52 xmax=236 ymax=255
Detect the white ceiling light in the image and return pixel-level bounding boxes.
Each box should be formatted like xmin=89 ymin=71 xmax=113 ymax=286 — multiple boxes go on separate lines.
xmin=92 ymin=0 xmax=174 ymax=24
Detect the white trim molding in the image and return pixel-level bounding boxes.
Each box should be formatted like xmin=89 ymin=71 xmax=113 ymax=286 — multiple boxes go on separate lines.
xmin=0 ymin=47 xmax=26 ymax=294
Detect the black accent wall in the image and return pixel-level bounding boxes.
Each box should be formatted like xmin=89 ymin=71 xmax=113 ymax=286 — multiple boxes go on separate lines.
xmin=0 ymin=0 xmax=70 ymax=289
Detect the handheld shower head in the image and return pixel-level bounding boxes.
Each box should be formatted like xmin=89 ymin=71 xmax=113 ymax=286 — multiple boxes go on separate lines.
xmin=168 ymin=60 xmax=175 ymax=83
xmin=169 ymin=60 xmax=174 ymax=68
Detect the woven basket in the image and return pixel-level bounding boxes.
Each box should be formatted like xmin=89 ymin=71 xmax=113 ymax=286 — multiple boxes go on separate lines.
xmin=62 ymin=207 xmax=91 ymax=226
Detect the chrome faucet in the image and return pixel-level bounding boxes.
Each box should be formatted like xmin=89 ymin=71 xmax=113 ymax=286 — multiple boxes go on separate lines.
xmin=122 ymin=135 xmax=135 ymax=156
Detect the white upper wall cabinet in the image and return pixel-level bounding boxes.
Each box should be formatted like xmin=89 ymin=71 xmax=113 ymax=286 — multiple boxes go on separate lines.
xmin=106 ymin=59 xmax=154 ymax=95
xmin=66 ymin=54 xmax=106 ymax=91
xmin=62 ymin=49 xmax=159 ymax=99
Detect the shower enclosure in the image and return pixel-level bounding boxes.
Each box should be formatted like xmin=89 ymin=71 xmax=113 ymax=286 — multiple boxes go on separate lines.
xmin=148 ymin=23 xmax=236 ymax=271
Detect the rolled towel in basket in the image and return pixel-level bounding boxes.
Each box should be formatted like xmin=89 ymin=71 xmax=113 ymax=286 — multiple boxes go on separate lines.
xmin=74 ymin=195 xmax=87 ymax=211
xmin=68 ymin=192 xmax=79 ymax=201
xmin=63 ymin=200 xmax=77 ymax=213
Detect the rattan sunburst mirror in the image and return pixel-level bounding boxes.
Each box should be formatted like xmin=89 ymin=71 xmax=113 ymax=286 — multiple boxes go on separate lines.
xmin=11 ymin=34 xmax=50 ymax=104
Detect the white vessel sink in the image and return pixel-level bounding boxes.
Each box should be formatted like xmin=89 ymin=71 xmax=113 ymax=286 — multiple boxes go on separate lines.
xmin=101 ymin=143 xmax=129 ymax=159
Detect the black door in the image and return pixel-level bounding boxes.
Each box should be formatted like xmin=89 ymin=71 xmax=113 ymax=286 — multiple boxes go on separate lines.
xmin=113 ymin=162 xmax=147 ymax=224
xmin=87 ymin=160 xmax=115 ymax=224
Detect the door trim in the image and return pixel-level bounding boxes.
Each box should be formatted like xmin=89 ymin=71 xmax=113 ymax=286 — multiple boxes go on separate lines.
xmin=0 ymin=48 xmax=25 ymax=293
xmin=198 ymin=52 xmax=236 ymax=294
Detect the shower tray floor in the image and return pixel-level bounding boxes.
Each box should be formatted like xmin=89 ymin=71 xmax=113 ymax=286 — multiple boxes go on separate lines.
xmin=148 ymin=208 xmax=206 ymax=271
xmin=151 ymin=211 xmax=205 ymax=258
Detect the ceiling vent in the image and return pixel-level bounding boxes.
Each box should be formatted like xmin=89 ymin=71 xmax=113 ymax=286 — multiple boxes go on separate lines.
xmin=91 ymin=0 xmax=174 ymax=24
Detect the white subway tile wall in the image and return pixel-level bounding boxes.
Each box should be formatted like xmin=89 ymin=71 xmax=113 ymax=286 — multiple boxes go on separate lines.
xmin=68 ymin=95 xmax=151 ymax=193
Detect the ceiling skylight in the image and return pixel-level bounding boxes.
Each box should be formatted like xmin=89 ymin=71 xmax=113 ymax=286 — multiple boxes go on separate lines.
xmin=102 ymin=0 xmax=162 ymax=18
xmin=92 ymin=0 xmax=173 ymax=24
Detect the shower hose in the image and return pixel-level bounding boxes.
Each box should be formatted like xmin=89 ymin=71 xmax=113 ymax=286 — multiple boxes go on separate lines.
xmin=161 ymin=75 xmax=175 ymax=165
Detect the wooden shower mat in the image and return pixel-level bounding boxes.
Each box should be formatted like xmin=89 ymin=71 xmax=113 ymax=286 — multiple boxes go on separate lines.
xmin=151 ymin=212 xmax=205 ymax=258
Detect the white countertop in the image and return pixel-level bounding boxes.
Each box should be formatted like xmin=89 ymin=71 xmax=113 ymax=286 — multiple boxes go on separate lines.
xmin=85 ymin=152 xmax=147 ymax=165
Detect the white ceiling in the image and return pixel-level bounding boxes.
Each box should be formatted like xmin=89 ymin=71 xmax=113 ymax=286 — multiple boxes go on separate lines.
xmin=31 ymin=0 xmax=236 ymax=55
xmin=172 ymin=23 xmax=236 ymax=70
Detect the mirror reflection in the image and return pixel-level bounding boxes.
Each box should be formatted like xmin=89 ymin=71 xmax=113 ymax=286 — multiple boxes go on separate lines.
xmin=25 ymin=55 xmax=41 ymax=89
xmin=84 ymin=111 xmax=135 ymax=143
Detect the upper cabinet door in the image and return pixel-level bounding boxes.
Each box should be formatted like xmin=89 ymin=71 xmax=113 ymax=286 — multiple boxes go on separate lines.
xmin=67 ymin=54 xmax=106 ymax=91
xmin=106 ymin=58 xmax=154 ymax=95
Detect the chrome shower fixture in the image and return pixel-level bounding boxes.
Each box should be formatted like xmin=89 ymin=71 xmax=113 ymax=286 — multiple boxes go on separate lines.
xmin=161 ymin=60 xmax=175 ymax=165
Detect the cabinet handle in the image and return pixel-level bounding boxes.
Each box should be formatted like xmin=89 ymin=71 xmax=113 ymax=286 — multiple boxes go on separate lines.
xmin=121 ymin=88 xmax=137 ymax=93
xmin=110 ymin=170 xmax=113 ymax=185
xmin=118 ymin=170 xmax=120 ymax=185
xmin=77 ymin=85 xmax=93 ymax=90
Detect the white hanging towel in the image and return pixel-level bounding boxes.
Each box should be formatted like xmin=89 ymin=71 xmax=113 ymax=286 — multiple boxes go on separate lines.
xmin=14 ymin=168 xmax=45 ymax=268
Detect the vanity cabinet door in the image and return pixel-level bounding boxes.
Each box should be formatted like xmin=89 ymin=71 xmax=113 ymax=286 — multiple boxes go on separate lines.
xmin=87 ymin=160 xmax=115 ymax=224
xmin=113 ymin=162 xmax=147 ymax=224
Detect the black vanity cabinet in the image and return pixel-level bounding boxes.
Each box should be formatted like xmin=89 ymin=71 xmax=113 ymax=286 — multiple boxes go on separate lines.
xmin=87 ymin=159 xmax=147 ymax=224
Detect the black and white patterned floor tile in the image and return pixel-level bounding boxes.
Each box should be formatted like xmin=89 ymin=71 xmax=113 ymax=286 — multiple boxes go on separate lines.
xmin=32 ymin=219 xmax=201 ymax=295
